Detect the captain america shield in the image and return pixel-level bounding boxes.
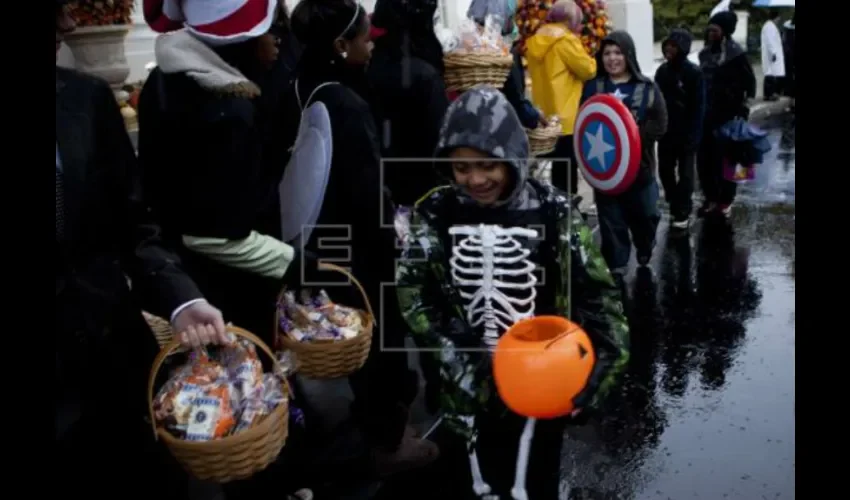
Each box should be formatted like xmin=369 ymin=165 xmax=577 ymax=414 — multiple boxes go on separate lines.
xmin=573 ymin=94 xmax=641 ymax=195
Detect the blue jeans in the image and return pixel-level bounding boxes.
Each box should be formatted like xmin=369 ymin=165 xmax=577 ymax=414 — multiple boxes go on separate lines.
xmin=595 ymin=181 xmax=661 ymax=271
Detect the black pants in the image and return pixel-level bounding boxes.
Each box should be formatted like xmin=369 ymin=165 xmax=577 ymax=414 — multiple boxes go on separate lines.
xmin=763 ymin=76 xmax=783 ymax=99
xmin=58 ymin=411 xmax=191 ymax=499
xmin=697 ymin=131 xmax=738 ymax=205
xmin=543 ymin=135 xmax=578 ymax=195
xmin=426 ymin=413 xmax=568 ymax=499
xmin=658 ymin=140 xmax=696 ymax=221
xmin=595 ymin=181 xmax=661 ymax=271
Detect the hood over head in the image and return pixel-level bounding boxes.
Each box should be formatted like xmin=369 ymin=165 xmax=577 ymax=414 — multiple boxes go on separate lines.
xmin=434 ymin=85 xmax=535 ymax=209
xmin=663 ymin=28 xmax=693 ymax=61
xmin=371 ymin=0 xmax=444 ymax=73
xmin=546 ymin=0 xmax=583 ymax=33
xmin=701 ymin=11 xmax=745 ymax=64
xmin=708 ymin=11 xmax=738 ymax=39
xmin=596 ymin=30 xmax=650 ymax=82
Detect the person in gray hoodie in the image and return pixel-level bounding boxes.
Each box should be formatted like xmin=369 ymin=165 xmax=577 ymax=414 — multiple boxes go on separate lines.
xmin=396 ymin=85 xmax=629 ymax=499
xmin=580 ymin=31 xmax=668 ymax=285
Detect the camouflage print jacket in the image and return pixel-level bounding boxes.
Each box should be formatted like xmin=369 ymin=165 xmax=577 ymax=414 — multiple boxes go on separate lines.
xmin=395 ymin=181 xmax=630 ymax=440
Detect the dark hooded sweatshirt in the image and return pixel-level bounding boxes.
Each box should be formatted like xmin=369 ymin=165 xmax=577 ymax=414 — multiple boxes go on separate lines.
xmin=396 ymin=85 xmax=629 ymax=437
xmin=368 ymin=0 xmax=450 ymax=207
xmin=698 ymin=12 xmax=756 ymax=130
xmin=654 ymin=28 xmax=705 ymax=149
xmin=581 ymin=31 xmax=668 ymax=188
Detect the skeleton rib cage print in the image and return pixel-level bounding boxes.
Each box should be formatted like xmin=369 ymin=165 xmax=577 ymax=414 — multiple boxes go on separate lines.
xmin=448 ymin=224 xmax=541 ymax=349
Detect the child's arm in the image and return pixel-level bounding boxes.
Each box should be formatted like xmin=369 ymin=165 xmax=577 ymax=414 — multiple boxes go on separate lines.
xmin=395 ymin=210 xmax=484 ymax=434
xmin=557 ymin=207 xmax=630 ymax=412
xmin=579 ymin=80 xmax=596 ymax=106
xmin=641 ymin=82 xmax=669 ymax=142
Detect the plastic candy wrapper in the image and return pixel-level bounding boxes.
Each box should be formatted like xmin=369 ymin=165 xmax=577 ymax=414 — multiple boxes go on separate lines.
xmin=278 ymin=289 xmax=364 ymax=343
xmin=445 ymin=17 xmax=510 ymax=56
xmin=153 ymin=339 xmax=288 ymax=442
xmin=394 ymin=207 xmax=412 ymax=246
xmin=274 ymin=350 xmax=298 ymax=379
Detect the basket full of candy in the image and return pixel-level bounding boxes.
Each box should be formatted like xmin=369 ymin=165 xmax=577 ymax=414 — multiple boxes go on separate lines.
xmin=275 ymin=262 xmax=373 ymax=379
xmin=443 ymin=18 xmax=514 ymax=93
xmin=148 ymin=326 xmax=292 ymax=483
xmin=527 ymin=116 xmax=563 ymax=157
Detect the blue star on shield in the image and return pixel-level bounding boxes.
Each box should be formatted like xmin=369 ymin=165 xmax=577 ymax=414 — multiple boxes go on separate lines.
xmin=581 ymin=121 xmax=616 ymax=173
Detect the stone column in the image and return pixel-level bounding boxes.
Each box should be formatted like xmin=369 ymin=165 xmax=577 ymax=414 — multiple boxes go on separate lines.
xmin=124 ymin=0 xmax=158 ymax=83
xmin=604 ymin=0 xmax=655 ymax=77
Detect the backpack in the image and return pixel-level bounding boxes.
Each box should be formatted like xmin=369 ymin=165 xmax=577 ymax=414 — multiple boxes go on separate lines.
xmin=278 ymin=80 xmax=339 ymax=246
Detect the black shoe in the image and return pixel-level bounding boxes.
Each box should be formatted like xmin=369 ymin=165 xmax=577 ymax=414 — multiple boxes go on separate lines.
xmin=571 ymin=195 xmax=584 ymax=210
xmin=697 ymin=202 xmax=716 ymax=218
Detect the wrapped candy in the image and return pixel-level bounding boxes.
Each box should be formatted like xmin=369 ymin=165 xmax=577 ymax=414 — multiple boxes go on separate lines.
xmin=446 ymin=17 xmax=511 ymax=56
xmin=277 ymin=288 xmax=364 ymax=343
xmin=153 ymin=340 xmax=289 ymax=442
xmin=185 ymin=383 xmax=236 ymax=441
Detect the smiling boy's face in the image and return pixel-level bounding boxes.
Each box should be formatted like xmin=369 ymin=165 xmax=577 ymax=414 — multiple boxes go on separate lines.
xmin=449 ymin=147 xmax=510 ymax=206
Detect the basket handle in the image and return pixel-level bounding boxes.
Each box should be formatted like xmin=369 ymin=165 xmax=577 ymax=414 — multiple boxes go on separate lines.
xmin=275 ymin=261 xmax=375 ymax=321
xmin=146 ymin=325 xmax=282 ymax=440
xmin=316 ymin=261 xmax=375 ymax=321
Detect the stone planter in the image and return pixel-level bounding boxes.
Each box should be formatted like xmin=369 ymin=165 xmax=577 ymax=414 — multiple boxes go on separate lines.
xmin=64 ymin=25 xmax=131 ymax=90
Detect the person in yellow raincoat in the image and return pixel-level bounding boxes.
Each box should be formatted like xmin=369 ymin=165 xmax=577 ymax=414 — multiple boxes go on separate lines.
xmin=525 ymin=0 xmax=597 ymax=195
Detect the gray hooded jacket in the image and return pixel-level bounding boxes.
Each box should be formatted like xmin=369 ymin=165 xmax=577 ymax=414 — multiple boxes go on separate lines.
xmin=434 ymin=84 xmax=539 ymax=211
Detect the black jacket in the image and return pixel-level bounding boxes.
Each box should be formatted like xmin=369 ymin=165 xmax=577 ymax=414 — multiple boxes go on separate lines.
xmin=137 ymin=55 xmax=289 ymax=341
xmin=56 ymin=68 xmax=202 ymax=437
xmin=284 ymin=59 xmax=399 ymax=314
xmin=368 ymin=0 xmax=450 ymax=207
xmin=698 ymin=38 xmax=756 ymax=130
xmin=654 ymin=29 xmax=705 ymax=149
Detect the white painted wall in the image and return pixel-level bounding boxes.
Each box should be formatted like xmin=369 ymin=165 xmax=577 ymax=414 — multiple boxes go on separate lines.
xmin=606 ymin=0 xmax=655 ymax=78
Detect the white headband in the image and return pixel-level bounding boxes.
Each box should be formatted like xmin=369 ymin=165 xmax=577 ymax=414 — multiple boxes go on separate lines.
xmin=337 ymin=2 xmax=361 ymax=40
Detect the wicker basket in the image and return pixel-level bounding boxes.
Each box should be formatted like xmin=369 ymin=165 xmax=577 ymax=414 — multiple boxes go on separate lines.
xmin=527 ymin=121 xmax=563 ymax=157
xmin=144 ymin=311 xmax=175 ymax=348
xmin=147 ymin=326 xmax=290 ymax=483
xmin=444 ymin=51 xmax=513 ymax=93
xmin=276 ymin=262 xmax=373 ymax=379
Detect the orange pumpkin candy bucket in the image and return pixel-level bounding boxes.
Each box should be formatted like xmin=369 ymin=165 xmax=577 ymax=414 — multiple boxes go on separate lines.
xmin=493 ymin=316 xmax=595 ymax=419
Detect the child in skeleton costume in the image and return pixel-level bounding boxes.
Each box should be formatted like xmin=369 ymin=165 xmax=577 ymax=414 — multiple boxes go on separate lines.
xmin=396 ymin=85 xmax=629 ymax=499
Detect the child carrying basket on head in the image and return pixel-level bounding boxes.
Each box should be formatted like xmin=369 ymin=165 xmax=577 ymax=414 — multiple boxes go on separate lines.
xmin=395 ymin=85 xmax=629 ymax=499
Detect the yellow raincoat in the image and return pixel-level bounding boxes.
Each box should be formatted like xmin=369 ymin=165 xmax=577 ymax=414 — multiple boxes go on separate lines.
xmin=526 ymin=23 xmax=597 ymax=135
